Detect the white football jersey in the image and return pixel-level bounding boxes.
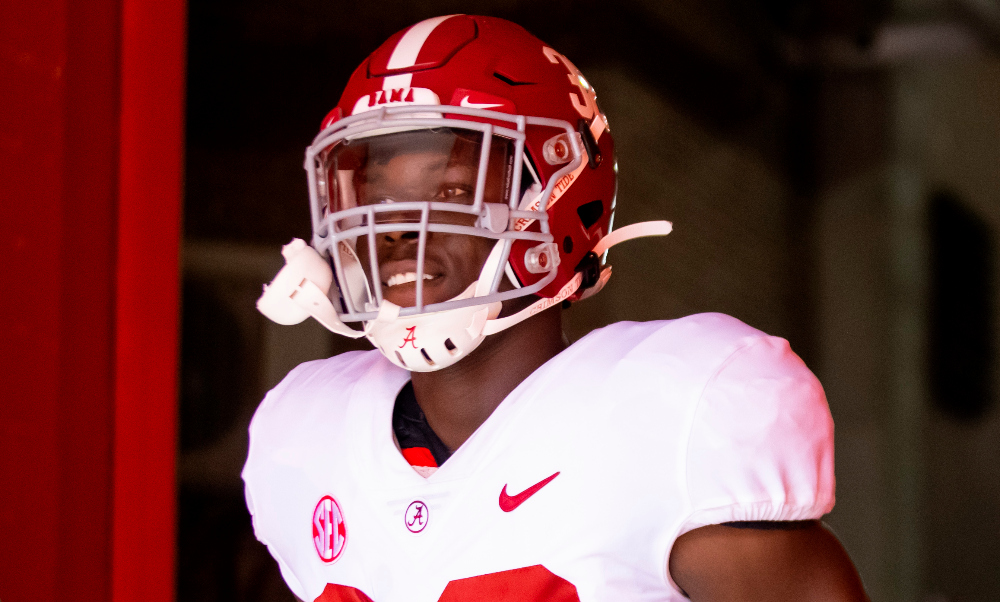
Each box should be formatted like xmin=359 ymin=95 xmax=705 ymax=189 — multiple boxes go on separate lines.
xmin=243 ymin=313 xmax=835 ymax=602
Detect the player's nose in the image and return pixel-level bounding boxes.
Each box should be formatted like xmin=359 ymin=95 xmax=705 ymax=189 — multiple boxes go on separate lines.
xmin=372 ymin=206 xmax=422 ymax=243
xmin=382 ymin=229 xmax=420 ymax=244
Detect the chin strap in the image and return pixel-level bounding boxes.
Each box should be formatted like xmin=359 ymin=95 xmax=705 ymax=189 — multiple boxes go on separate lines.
xmin=257 ymin=238 xmax=368 ymax=338
xmin=291 ymin=278 xmax=367 ymax=338
xmin=483 ymin=220 xmax=673 ymax=336
xmin=591 ymin=220 xmax=672 ymax=255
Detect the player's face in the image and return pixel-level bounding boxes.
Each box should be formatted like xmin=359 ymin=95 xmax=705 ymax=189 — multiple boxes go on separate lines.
xmin=340 ymin=130 xmax=511 ymax=308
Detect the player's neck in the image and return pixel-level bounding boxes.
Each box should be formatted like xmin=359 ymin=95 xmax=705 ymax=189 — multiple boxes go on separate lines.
xmin=409 ymin=307 xmax=566 ymax=453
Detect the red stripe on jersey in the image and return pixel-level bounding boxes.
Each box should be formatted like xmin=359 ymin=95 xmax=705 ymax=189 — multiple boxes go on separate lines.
xmin=401 ymin=446 xmax=438 ymax=468
xmin=314 ymin=583 xmax=375 ymax=602
xmin=439 ymin=565 xmax=580 ymax=601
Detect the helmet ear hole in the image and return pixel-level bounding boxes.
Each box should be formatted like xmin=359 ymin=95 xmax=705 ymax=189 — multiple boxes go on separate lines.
xmin=444 ymin=338 xmax=457 ymax=353
xmin=563 ymin=236 xmax=574 ymax=254
xmin=577 ymin=200 xmax=604 ymax=230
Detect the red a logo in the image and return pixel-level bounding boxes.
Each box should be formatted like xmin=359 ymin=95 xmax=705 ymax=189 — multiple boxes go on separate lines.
xmin=400 ymin=326 xmax=417 ymax=349
xmin=405 ymin=500 xmax=428 ymax=533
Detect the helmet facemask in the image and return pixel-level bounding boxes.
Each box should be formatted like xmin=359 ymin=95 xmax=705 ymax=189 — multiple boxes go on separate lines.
xmin=304 ymin=106 xmax=583 ymax=370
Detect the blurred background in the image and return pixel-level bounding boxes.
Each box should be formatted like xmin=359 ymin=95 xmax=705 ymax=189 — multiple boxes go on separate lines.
xmin=178 ymin=0 xmax=1000 ymax=600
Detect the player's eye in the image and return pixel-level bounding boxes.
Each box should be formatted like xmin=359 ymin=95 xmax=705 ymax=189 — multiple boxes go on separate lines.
xmin=436 ymin=185 xmax=473 ymax=203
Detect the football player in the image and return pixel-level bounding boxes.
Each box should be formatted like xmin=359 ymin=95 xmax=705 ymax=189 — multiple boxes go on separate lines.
xmin=244 ymin=15 xmax=869 ymax=602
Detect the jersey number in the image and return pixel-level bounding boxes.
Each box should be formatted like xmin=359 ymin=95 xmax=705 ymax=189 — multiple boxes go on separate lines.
xmin=315 ymin=565 xmax=579 ymax=602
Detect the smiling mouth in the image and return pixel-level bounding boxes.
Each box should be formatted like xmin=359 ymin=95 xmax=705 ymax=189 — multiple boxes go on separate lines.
xmin=383 ymin=272 xmax=439 ymax=288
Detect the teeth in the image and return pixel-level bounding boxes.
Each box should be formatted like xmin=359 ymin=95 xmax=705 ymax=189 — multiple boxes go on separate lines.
xmin=386 ymin=272 xmax=435 ymax=287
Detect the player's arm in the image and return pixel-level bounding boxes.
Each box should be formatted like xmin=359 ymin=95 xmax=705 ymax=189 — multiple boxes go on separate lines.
xmin=669 ymin=520 xmax=869 ymax=601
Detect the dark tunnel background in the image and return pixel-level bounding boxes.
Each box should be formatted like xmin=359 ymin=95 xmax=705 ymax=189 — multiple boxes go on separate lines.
xmin=178 ymin=1 xmax=1000 ymax=600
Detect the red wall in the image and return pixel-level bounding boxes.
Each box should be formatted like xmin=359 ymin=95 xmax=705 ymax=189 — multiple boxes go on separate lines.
xmin=0 ymin=0 xmax=184 ymax=598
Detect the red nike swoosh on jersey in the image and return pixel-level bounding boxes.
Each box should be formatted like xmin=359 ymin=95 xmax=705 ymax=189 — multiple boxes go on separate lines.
xmin=499 ymin=471 xmax=560 ymax=512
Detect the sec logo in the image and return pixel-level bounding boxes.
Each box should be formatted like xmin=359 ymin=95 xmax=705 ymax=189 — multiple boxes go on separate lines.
xmin=312 ymin=495 xmax=347 ymax=563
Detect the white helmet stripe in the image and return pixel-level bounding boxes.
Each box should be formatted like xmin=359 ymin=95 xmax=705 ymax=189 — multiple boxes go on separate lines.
xmin=382 ymin=15 xmax=458 ymax=90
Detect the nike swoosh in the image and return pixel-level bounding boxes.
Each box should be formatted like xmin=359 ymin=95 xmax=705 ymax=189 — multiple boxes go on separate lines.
xmin=460 ymin=95 xmax=503 ymax=110
xmin=499 ymin=471 xmax=560 ymax=512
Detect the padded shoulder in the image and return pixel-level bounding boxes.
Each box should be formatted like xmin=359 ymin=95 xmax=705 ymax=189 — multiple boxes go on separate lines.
xmin=241 ymin=349 xmax=404 ymax=600
xmin=580 ymin=318 xmax=833 ymax=528
xmin=256 ymin=350 xmax=382 ymax=413
xmin=244 ymin=349 xmax=402 ymax=472
xmin=571 ymin=314 xmax=775 ymax=405
xmin=681 ymin=330 xmax=835 ymax=528
xmin=584 ymin=313 xmax=768 ymax=364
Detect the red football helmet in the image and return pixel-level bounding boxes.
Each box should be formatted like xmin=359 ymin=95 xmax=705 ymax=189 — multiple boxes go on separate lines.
xmin=317 ymin=14 xmax=617 ymax=300
xmin=257 ymin=15 xmax=670 ymax=371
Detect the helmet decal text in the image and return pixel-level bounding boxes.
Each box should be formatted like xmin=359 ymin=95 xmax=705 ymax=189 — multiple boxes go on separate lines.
xmin=543 ymin=47 xmax=599 ymax=121
xmin=351 ymin=87 xmax=440 ymax=116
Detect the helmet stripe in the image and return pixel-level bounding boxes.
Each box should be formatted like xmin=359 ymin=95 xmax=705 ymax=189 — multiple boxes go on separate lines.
xmin=382 ymin=14 xmax=457 ymax=90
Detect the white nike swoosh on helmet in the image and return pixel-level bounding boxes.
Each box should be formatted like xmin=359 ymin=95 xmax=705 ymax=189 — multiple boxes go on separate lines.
xmin=459 ymin=95 xmax=503 ymax=109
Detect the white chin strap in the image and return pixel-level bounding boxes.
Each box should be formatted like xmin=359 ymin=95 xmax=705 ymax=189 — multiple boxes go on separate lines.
xmin=484 ymin=220 xmax=673 ymax=335
xmin=256 ymin=220 xmax=672 ymax=373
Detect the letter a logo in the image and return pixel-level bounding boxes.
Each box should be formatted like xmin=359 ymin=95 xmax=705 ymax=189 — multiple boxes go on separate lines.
xmin=400 ymin=326 xmax=417 ymax=349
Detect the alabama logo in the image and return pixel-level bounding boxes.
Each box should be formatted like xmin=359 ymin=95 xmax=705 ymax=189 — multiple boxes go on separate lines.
xmin=405 ymin=500 xmax=428 ymax=533
xmin=400 ymin=326 xmax=418 ymax=349
xmin=312 ymin=495 xmax=347 ymax=563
